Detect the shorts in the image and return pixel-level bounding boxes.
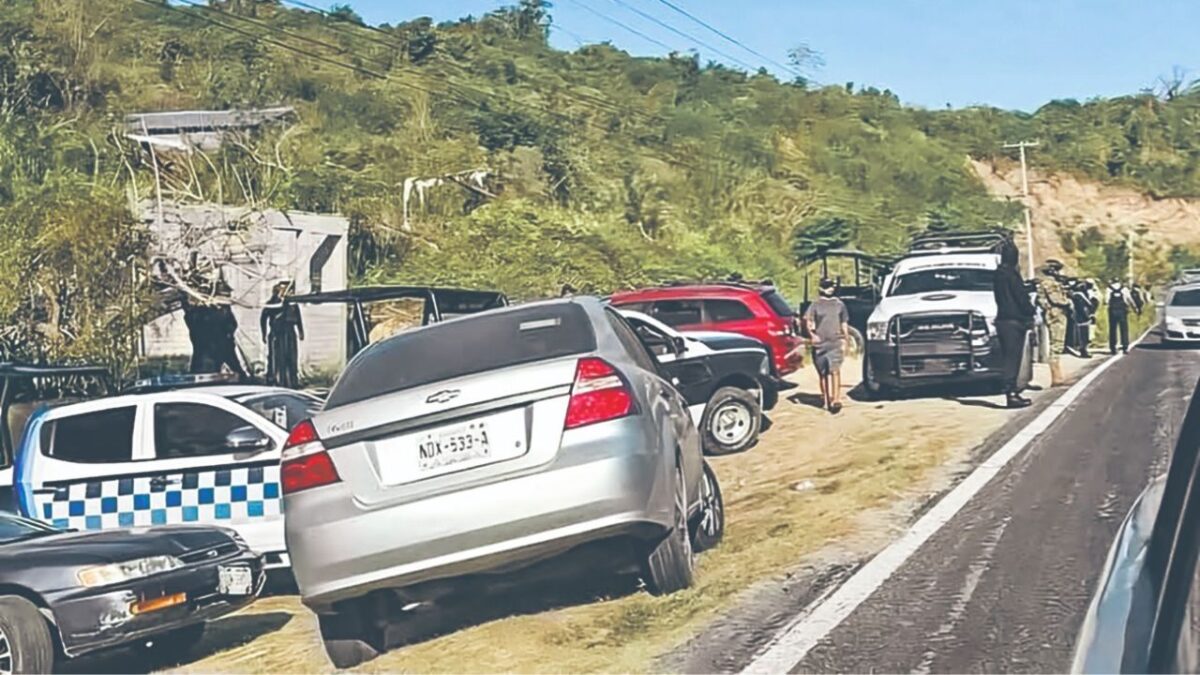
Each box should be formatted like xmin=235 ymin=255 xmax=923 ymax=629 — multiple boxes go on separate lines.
xmin=813 ymin=347 xmax=843 ymax=376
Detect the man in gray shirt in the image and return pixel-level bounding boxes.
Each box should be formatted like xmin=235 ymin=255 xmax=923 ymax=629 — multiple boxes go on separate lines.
xmin=802 ymin=279 xmax=850 ymax=414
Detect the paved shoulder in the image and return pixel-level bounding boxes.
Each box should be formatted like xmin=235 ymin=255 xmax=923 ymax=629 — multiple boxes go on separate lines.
xmin=759 ymin=342 xmax=1197 ymax=673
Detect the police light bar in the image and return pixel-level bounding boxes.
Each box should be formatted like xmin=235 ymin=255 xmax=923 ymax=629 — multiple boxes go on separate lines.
xmin=129 ymin=372 xmax=238 ymax=392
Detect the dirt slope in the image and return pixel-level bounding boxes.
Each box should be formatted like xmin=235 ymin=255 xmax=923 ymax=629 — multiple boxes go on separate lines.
xmin=971 ymin=160 xmax=1200 ymax=275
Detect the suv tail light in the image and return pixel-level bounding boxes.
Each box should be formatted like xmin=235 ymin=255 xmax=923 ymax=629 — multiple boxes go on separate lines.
xmin=564 ymin=358 xmax=635 ymax=430
xmin=281 ymin=419 xmax=341 ymax=494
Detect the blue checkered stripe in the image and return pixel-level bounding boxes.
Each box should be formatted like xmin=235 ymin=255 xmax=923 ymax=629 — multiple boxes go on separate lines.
xmin=39 ymin=464 xmax=281 ymax=531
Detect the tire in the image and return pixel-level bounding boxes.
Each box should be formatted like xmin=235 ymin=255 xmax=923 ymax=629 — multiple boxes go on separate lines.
xmin=844 ymin=326 xmax=864 ymax=358
xmin=690 ymin=461 xmax=725 ymax=552
xmin=318 ymin=608 xmax=382 ymax=670
xmin=644 ymin=465 xmax=695 ymax=596
xmin=700 ymin=387 xmax=761 ymax=456
xmin=861 ymin=354 xmax=890 ymax=401
xmin=0 ymin=595 xmax=54 ymax=675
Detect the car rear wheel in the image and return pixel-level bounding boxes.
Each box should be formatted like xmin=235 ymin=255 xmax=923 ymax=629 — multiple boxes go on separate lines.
xmin=690 ymin=461 xmax=725 ymax=552
xmin=319 ymin=608 xmax=383 ymax=669
xmin=844 ymin=326 xmax=864 ymax=358
xmin=0 ymin=596 xmax=54 ymax=675
xmin=644 ymin=465 xmax=695 ymax=596
xmin=701 ymin=387 xmax=761 ymax=455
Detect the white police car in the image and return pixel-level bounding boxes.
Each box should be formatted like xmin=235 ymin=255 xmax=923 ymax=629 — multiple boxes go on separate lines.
xmin=12 ymin=374 xmax=321 ymax=568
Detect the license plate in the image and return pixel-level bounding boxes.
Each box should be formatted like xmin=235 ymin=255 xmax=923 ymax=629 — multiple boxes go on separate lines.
xmin=376 ymin=408 xmax=528 ymax=485
xmin=218 ymin=565 xmax=253 ymax=596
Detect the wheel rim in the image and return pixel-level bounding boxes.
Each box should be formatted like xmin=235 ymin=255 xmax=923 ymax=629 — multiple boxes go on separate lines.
xmin=0 ymin=624 xmax=13 ymax=675
xmin=698 ymin=467 xmax=723 ymax=537
xmin=711 ymin=402 xmax=753 ymax=445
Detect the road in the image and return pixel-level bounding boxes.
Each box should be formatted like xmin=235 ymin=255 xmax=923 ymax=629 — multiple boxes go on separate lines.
xmin=751 ymin=337 xmax=1198 ymax=673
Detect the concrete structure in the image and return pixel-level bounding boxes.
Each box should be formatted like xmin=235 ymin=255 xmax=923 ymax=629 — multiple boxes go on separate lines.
xmin=141 ymin=203 xmax=348 ymax=380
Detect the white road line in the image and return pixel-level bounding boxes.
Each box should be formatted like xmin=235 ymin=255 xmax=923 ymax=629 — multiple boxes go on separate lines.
xmin=743 ymin=334 xmax=1148 ymax=673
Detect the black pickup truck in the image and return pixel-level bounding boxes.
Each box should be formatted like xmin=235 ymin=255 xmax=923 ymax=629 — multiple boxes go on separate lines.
xmin=618 ymin=309 xmax=778 ymax=456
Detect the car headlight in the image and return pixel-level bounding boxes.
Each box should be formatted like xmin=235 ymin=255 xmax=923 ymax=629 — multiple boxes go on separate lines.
xmin=1166 ymin=316 xmax=1184 ymax=328
xmin=867 ymin=321 xmax=888 ymax=342
xmin=77 ymin=555 xmax=183 ymax=588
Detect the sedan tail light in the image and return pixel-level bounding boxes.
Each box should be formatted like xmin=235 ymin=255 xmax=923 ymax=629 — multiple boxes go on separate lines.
xmin=564 ymin=357 xmax=635 ymax=430
xmin=281 ymin=419 xmax=341 ymax=494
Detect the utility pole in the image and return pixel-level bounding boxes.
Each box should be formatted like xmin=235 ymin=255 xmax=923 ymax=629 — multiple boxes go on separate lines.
xmin=1003 ymin=141 xmax=1040 ymax=277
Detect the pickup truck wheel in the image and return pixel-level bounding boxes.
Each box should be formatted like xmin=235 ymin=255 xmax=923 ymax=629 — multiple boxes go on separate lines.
xmin=690 ymin=461 xmax=725 ymax=552
xmin=644 ymin=465 xmax=695 ymax=596
xmin=861 ymin=355 xmax=896 ymax=401
xmin=844 ymin=326 xmax=864 ymax=358
xmin=0 ymin=596 xmax=54 ymax=675
xmin=319 ymin=608 xmax=383 ymax=669
xmin=701 ymin=387 xmax=761 ymax=456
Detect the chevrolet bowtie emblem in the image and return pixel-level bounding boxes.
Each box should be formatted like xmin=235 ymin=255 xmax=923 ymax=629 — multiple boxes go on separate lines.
xmin=426 ymin=389 xmax=461 ymax=405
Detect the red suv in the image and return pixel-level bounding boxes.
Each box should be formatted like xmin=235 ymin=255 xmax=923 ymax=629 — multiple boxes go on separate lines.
xmin=609 ymin=282 xmax=802 ymax=375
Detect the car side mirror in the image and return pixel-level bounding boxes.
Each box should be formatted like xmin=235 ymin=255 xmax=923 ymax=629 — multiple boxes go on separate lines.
xmin=225 ymin=426 xmax=272 ymax=453
xmin=671 ymin=336 xmax=687 ymax=356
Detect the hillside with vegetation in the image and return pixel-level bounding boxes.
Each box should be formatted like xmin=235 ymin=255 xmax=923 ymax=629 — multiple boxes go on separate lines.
xmin=1 ymin=0 xmax=1198 ymax=365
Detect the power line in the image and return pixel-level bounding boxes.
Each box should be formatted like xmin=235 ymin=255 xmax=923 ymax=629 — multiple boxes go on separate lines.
xmin=605 ymin=0 xmax=761 ymax=73
xmin=653 ymin=0 xmax=801 ymax=78
xmin=563 ymin=0 xmax=678 ymax=54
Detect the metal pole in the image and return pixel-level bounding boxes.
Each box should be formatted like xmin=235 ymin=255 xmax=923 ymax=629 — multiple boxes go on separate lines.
xmin=1003 ymin=141 xmax=1040 ymax=278
xmin=1128 ymin=228 xmax=1135 ymax=285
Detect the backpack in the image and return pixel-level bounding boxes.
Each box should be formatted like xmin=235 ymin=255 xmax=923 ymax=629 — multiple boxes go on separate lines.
xmin=1109 ymin=288 xmax=1128 ymax=313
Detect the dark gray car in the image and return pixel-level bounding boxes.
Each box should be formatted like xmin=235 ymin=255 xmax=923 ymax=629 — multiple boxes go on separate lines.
xmin=280 ymin=297 xmax=723 ymax=668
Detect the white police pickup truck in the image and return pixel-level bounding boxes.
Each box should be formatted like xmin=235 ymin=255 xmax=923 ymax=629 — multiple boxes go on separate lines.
xmin=862 ymin=232 xmax=1033 ymax=398
xmin=12 ymin=374 xmax=321 ymax=568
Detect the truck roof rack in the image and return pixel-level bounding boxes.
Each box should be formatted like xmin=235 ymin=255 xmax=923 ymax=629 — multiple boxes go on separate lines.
xmin=659 ymin=278 xmax=776 ymax=290
xmin=906 ymin=231 xmax=1010 ymax=257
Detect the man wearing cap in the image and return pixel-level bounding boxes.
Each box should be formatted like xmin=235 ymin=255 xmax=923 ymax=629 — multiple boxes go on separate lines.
xmin=1036 ymin=259 xmax=1072 ymax=386
xmin=803 ymin=278 xmax=850 ymax=414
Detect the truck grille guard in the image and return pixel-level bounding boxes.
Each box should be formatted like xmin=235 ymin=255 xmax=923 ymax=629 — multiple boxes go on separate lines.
xmin=887 ymin=310 xmax=992 ymax=379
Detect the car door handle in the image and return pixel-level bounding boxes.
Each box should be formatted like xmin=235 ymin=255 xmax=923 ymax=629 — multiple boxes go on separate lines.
xmin=150 ymin=477 xmax=180 ymax=488
xmin=31 ymin=488 xmax=56 ymax=495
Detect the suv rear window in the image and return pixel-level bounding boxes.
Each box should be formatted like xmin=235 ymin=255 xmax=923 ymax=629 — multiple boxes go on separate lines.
xmin=705 ymin=299 xmax=755 ymax=322
xmin=326 ymin=303 xmax=597 ymax=409
xmin=42 ymin=407 xmax=136 ymax=463
xmin=762 ymin=291 xmax=795 ymax=317
xmin=653 ymin=300 xmax=703 ymax=326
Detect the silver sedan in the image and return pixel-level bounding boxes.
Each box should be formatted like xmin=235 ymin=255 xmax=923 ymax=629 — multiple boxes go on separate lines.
xmin=281 ymin=297 xmax=724 ymax=668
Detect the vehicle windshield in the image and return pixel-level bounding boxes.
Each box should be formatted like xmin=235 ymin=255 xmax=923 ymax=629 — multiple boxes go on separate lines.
xmin=889 ymin=268 xmax=996 ymax=297
xmin=1170 ymin=289 xmax=1200 ymax=307
xmin=0 ymin=513 xmax=60 ymax=544
xmin=235 ymin=392 xmax=324 ymax=430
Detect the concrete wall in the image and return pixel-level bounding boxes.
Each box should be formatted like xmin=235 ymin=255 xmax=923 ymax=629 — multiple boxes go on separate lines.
xmin=141 ymin=203 xmax=348 ymax=379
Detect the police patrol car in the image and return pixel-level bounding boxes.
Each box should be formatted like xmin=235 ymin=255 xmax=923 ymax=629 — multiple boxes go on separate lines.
xmin=862 ymin=232 xmax=1033 ymax=398
xmin=12 ymin=374 xmax=321 ymax=568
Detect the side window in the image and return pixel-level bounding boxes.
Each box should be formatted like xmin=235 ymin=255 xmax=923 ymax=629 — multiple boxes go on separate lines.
xmin=628 ymin=318 xmax=674 ymax=357
xmin=705 ymin=299 xmax=755 ymax=322
xmin=652 ymin=300 xmax=703 ymax=326
xmin=44 ymin=407 xmax=136 ymax=463
xmin=154 ymin=403 xmax=251 ymax=460
xmin=605 ymin=309 xmax=659 ymax=372
xmin=239 ymin=394 xmax=321 ymax=431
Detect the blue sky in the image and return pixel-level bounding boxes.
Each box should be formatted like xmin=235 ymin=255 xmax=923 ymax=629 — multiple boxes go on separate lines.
xmin=337 ymin=0 xmax=1196 ymax=112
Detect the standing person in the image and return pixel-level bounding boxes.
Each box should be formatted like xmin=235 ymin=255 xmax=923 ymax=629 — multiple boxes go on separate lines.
xmin=1107 ymin=280 xmax=1132 ymax=354
xmin=993 ymin=240 xmax=1035 ymax=408
xmin=802 ymin=279 xmax=849 ymax=414
xmin=214 ymin=303 xmax=250 ymax=381
xmin=1071 ymin=282 xmax=1093 ymax=358
xmin=1130 ymin=282 xmax=1147 ymax=316
xmin=1036 ymin=259 xmax=1072 ymax=386
xmin=261 ymin=281 xmax=305 ymax=388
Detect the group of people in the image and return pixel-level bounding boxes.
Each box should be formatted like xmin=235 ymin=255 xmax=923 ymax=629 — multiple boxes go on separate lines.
xmin=995 ymin=241 xmax=1147 ymax=408
xmin=181 ymin=280 xmax=305 ymax=387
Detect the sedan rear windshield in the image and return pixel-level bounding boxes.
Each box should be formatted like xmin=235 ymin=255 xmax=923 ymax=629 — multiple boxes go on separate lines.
xmin=889 ymin=268 xmax=995 ymax=296
xmin=326 ymin=303 xmax=597 ymax=409
xmin=762 ymin=291 xmax=795 ymax=317
xmin=1171 ymin=289 xmax=1200 ymax=307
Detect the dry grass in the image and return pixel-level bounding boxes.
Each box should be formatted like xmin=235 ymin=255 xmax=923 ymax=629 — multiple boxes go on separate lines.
xmin=165 ymin=357 xmax=1084 ymax=674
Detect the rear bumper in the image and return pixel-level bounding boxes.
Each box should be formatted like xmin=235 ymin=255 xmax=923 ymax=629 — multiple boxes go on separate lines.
xmin=286 ymin=419 xmax=674 ymax=611
xmin=47 ymin=549 xmax=263 ymax=658
xmin=866 ymin=337 xmax=1003 ymax=389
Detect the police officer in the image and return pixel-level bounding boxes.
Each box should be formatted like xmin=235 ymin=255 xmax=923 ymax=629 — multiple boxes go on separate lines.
xmin=1071 ymin=281 xmax=1094 ymax=358
xmin=1107 ymin=280 xmax=1133 ymax=354
xmin=1036 ymin=259 xmax=1072 ymax=386
xmin=993 ymin=240 xmax=1035 ymax=408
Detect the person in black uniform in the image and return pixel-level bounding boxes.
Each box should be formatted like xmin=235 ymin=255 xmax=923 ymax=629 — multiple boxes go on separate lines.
xmin=993 ymin=240 xmax=1036 ymax=409
xmin=260 ymin=281 xmax=305 ymax=388
xmin=1070 ymin=282 xmax=1093 ymax=358
xmin=1107 ymin=280 xmax=1132 ymax=354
